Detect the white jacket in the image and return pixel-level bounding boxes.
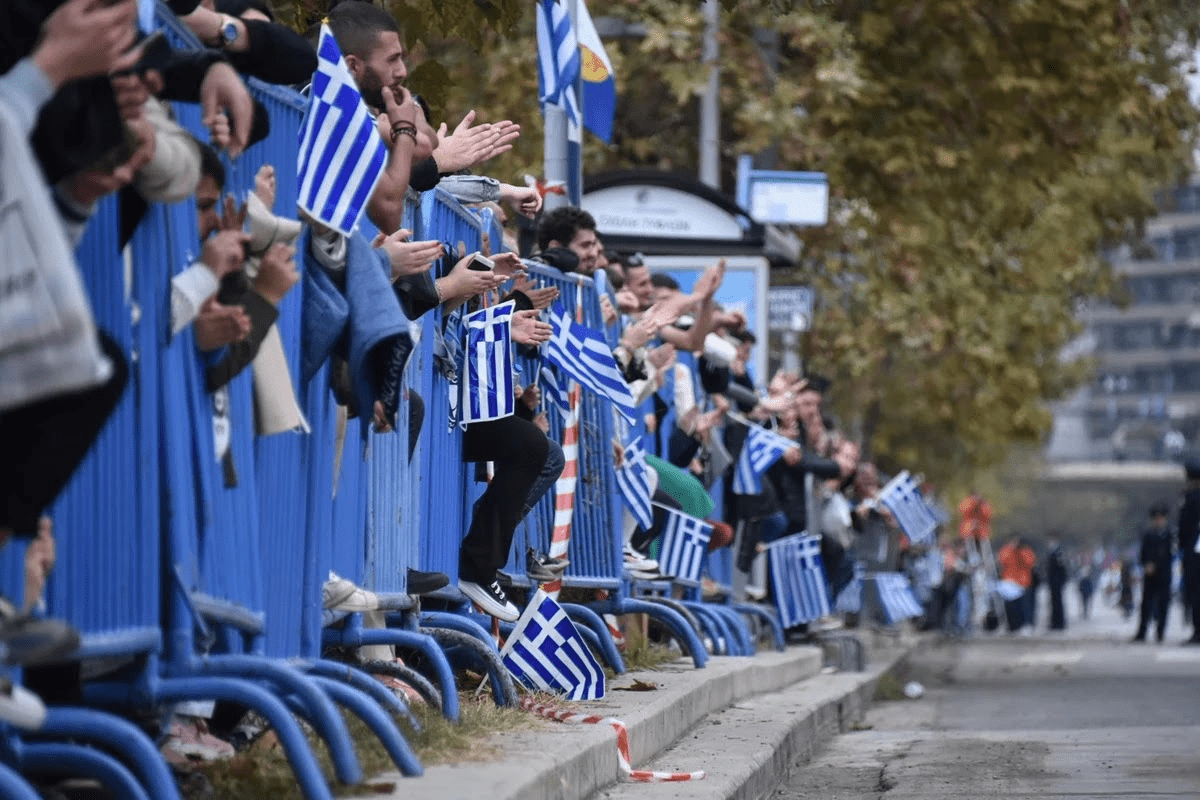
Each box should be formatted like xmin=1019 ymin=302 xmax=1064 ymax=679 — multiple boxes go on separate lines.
xmin=0 ymin=59 xmax=110 ymax=412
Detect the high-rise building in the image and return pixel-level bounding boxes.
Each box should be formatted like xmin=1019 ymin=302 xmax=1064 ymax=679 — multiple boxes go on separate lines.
xmin=1048 ymin=180 xmax=1200 ymax=462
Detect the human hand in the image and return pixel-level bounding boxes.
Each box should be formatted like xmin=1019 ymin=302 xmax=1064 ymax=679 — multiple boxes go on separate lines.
xmin=380 ymin=85 xmax=417 ymax=142
xmin=615 ymin=288 xmax=640 ymax=314
xmin=373 ymin=229 xmax=442 ymax=281
xmin=433 ymin=111 xmax=511 ymax=172
xmin=253 ymin=242 xmax=299 ymax=305
xmin=491 ymin=251 xmax=525 ymax=279
xmin=782 ymin=446 xmax=801 ymax=466
xmin=195 ymin=297 xmax=250 ymax=351
xmin=612 ymin=438 xmax=625 ymax=467
xmin=520 ymin=385 xmax=541 ymax=411
xmin=498 ymin=183 xmax=542 ymax=218
xmin=692 ymin=258 xmax=726 ymax=302
xmin=34 ymin=0 xmax=137 ymax=89
xmin=111 ymin=72 xmax=151 ymax=121
xmin=512 ymin=276 xmax=559 ymax=310
xmin=200 ymin=62 xmax=253 ymax=158
xmin=254 ymin=164 xmax=277 ymax=208
xmin=599 ymin=294 xmax=618 ymax=326
xmin=511 ymin=309 xmax=552 ymax=346
xmin=533 ymin=412 xmax=550 ymax=434
xmin=440 ymin=252 xmax=506 ymax=300
xmin=220 ymin=194 xmax=247 ymax=233
xmin=201 ymin=230 xmax=250 ymax=279
xmin=372 ymin=400 xmax=393 ymax=433
xmin=620 ymin=314 xmax=659 ymax=350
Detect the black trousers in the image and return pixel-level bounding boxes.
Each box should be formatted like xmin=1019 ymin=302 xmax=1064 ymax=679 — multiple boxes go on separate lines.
xmin=1137 ymin=576 xmax=1171 ymax=640
xmin=1184 ymin=554 xmax=1200 ymax=639
xmin=0 ymin=332 xmax=128 ymax=537
xmin=459 ymin=415 xmax=550 ymax=583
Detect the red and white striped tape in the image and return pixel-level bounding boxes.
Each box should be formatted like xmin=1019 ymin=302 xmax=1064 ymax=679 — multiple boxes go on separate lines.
xmin=519 ymin=696 xmax=705 ymax=783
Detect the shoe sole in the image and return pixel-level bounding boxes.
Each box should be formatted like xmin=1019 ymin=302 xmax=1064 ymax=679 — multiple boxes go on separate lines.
xmin=458 ymin=581 xmax=520 ymax=622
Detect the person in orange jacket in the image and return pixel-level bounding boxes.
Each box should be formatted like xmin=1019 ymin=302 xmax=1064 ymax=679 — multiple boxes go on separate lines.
xmin=997 ymin=535 xmax=1037 ymax=632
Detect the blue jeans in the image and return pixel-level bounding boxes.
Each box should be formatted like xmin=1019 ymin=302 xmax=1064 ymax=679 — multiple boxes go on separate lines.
xmin=522 ymin=437 xmax=565 ymax=519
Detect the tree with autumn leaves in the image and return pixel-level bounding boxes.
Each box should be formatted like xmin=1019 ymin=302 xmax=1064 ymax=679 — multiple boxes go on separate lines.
xmin=280 ymin=0 xmax=1200 ymax=498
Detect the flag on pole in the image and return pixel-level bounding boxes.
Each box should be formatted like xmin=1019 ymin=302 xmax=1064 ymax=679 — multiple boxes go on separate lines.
xmin=575 ymin=1 xmax=615 ymax=142
xmin=501 ymin=589 xmax=605 ymax=700
xmin=615 ymin=437 xmax=654 ymax=530
xmin=656 ymin=506 xmax=712 ymax=585
xmin=536 ymin=0 xmax=581 ymax=134
xmin=767 ymin=533 xmax=831 ymax=627
xmin=834 ymin=562 xmax=864 ymax=614
xmin=877 ymin=470 xmax=938 ymax=546
xmin=732 ymin=423 xmax=795 ymax=495
xmin=870 ymin=572 xmax=924 ymax=625
xmin=545 ymin=302 xmax=637 ymax=424
xmin=461 ymin=301 xmax=516 ymax=426
xmin=297 ymin=25 xmax=389 ymax=237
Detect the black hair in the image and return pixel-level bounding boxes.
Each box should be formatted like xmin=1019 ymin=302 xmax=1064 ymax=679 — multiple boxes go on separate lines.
xmin=649 ymin=273 xmax=680 ymax=291
xmin=536 ymin=206 xmax=596 ymax=251
xmin=733 ymin=329 xmax=757 ymax=345
xmin=327 ymin=0 xmax=399 ymax=60
xmin=197 ymin=140 xmax=225 ymax=189
xmin=1150 ymin=501 xmax=1170 ymax=517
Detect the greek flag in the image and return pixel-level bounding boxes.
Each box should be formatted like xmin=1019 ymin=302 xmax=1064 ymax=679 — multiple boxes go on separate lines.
xmin=834 ymin=562 xmax=864 ymax=614
xmin=545 ymin=303 xmax=637 ymax=424
xmin=535 ymin=0 xmax=581 ymax=130
xmin=732 ymin=423 xmax=795 ymax=495
xmin=540 ymin=365 xmax=572 ymax=414
xmin=615 ymin=437 xmax=655 ymax=530
xmin=657 ymin=506 xmax=712 ymax=586
xmin=500 ymin=589 xmax=605 ymax=700
xmin=767 ymin=534 xmax=830 ymax=627
xmin=462 ymin=302 xmax=516 ymax=426
xmin=870 ymin=572 xmax=924 ymax=625
xmin=876 ymin=470 xmax=938 ymax=546
xmin=297 ymin=25 xmax=388 ymax=237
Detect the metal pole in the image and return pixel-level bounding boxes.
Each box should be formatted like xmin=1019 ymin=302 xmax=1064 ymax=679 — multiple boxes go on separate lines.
xmin=544 ymin=105 xmax=569 ymax=212
xmin=699 ymin=0 xmax=720 ymax=189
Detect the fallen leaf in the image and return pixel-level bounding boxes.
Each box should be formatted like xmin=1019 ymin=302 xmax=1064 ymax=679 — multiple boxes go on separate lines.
xmin=614 ymin=680 xmax=658 ymax=692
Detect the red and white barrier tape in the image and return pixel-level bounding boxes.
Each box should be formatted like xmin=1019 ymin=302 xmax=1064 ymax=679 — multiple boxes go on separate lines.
xmin=519 ymin=696 xmax=705 ymax=783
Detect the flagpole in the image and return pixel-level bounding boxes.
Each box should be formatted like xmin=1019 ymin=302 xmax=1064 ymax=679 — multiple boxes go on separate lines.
xmin=544 ymin=104 xmax=569 ymax=213
xmin=568 ymin=0 xmax=584 ymax=206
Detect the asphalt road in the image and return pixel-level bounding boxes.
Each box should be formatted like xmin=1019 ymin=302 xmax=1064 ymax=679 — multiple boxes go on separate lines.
xmin=775 ymin=589 xmax=1200 ymax=799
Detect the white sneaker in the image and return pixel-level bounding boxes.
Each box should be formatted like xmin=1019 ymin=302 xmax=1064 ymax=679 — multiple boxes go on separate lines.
xmin=459 ymin=579 xmax=520 ymax=622
xmin=623 ymin=546 xmax=659 ymax=572
xmin=0 ymin=679 xmax=44 ymax=730
xmin=323 ymin=572 xmax=378 ymax=611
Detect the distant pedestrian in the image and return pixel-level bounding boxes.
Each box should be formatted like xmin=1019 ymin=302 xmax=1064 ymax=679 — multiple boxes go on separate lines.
xmin=1118 ymin=561 xmax=1135 ymax=619
xmin=997 ymin=535 xmax=1037 ymax=633
xmin=1047 ymin=540 xmax=1068 ymax=631
xmin=1078 ymin=567 xmax=1095 ymax=620
xmin=1133 ymin=501 xmax=1174 ymax=643
xmin=1179 ymin=456 xmax=1200 ymax=645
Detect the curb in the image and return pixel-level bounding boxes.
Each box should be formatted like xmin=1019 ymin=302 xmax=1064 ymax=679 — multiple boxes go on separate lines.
xmin=592 ymin=638 xmax=913 ymax=800
xmin=357 ymin=646 xmax=824 ymax=800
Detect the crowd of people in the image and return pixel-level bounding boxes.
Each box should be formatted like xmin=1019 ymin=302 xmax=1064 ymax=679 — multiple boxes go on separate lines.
xmin=0 ymin=0 xmax=1035 ymax=782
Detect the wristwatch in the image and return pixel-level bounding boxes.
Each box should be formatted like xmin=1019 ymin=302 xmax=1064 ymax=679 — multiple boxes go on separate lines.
xmin=217 ymin=15 xmax=239 ymax=48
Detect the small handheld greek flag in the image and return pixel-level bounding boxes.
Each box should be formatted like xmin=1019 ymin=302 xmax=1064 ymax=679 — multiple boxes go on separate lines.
xmin=732 ymin=423 xmax=795 ymax=495
xmin=870 ymin=572 xmax=924 ymax=625
xmin=767 ymin=533 xmax=831 ymax=627
xmin=540 ymin=365 xmax=572 ymax=414
xmin=500 ymin=589 xmax=605 ymax=700
xmin=615 ymin=437 xmax=655 ymax=530
xmin=297 ymin=25 xmax=389 ymax=236
xmin=545 ymin=303 xmax=637 ymax=424
xmin=657 ymin=506 xmax=712 ymax=586
xmin=462 ymin=301 xmax=516 ymax=426
xmin=877 ymin=470 xmax=938 ymax=546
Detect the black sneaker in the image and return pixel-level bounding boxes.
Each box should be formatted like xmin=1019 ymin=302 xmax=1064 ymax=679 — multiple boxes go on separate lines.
xmin=458 ymin=579 xmax=520 ymax=621
xmin=526 ymin=548 xmax=569 ymax=582
xmin=406 ymin=568 xmax=450 ymax=596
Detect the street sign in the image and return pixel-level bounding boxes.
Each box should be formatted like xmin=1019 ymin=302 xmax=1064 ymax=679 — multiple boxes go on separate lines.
xmin=768 ymin=286 xmax=813 ymax=331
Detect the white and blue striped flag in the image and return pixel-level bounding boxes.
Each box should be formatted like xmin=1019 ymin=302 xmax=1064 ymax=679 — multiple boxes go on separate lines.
xmin=545 ymin=303 xmax=637 ymax=424
xmin=540 ymin=365 xmax=572 ymax=414
xmin=834 ymin=562 xmax=864 ymax=614
xmin=732 ymin=423 xmax=796 ymax=495
xmin=615 ymin=437 xmax=654 ymax=530
xmin=500 ymin=589 xmax=605 ymax=700
xmin=462 ymin=301 xmax=516 ymax=426
xmin=767 ymin=533 xmax=831 ymax=627
xmin=656 ymin=505 xmax=712 ymax=586
xmin=870 ymin=572 xmax=924 ymax=625
xmin=535 ymin=0 xmax=581 ymax=134
xmin=297 ymin=25 xmax=389 ymax=237
xmin=876 ymin=470 xmax=938 ymax=546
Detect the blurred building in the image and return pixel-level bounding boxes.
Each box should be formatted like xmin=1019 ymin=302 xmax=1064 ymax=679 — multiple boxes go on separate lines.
xmin=1048 ymin=180 xmax=1200 ymax=462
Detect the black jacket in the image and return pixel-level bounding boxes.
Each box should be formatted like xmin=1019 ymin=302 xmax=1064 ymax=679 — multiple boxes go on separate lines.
xmin=1140 ymin=524 xmax=1174 ymax=581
